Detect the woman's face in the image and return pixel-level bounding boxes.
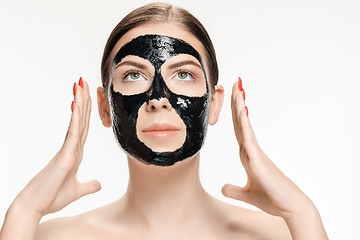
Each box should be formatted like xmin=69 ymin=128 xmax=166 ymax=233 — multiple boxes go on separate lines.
xmin=105 ymin=23 xmax=215 ymax=166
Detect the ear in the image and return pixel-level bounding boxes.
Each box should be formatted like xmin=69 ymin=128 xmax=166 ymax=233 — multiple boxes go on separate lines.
xmin=208 ymin=84 xmax=224 ymax=125
xmin=97 ymin=86 xmax=112 ymax=128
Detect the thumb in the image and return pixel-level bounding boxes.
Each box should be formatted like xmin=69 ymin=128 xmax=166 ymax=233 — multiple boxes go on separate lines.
xmin=78 ymin=179 xmax=102 ymax=199
xmin=222 ymin=184 xmax=250 ymax=203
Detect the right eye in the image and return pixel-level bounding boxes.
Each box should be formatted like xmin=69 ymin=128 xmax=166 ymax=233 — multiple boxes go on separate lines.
xmin=124 ymin=72 xmax=145 ymax=81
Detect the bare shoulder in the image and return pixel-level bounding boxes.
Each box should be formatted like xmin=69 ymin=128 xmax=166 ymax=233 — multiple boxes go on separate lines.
xmin=35 ymin=206 xmax=110 ymax=240
xmin=35 ymin=216 xmax=80 ymax=240
xmin=35 ymin=213 xmax=110 ymax=240
xmin=245 ymin=210 xmax=292 ymax=239
xmin=212 ymin=198 xmax=292 ymax=240
xmin=34 ymin=202 xmax=136 ymax=240
xmin=35 ymin=199 xmax=292 ymax=240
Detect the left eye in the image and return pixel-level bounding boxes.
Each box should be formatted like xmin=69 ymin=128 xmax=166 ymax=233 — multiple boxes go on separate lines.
xmin=175 ymin=72 xmax=192 ymax=81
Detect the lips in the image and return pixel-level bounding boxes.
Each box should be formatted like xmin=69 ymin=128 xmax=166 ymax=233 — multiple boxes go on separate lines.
xmin=142 ymin=123 xmax=180 ymax=138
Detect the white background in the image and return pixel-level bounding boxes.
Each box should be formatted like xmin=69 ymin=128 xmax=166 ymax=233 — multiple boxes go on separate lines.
xmin=1 ymin=0 xmax=359 ymax=238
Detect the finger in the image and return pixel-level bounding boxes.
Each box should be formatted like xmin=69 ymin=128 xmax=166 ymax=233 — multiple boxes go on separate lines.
xmin=221 ymin=184 xmax=251 ymax=204
xmin=231 ymin=82 xmax=245 ymax=144
xmin=75 ymin=81 xmax=84 ymax=137
xmin=231 ymin=82 xmax=240 ymax=140
xmin=82 ymin=80 xmax=90 ymax=130
xmin=231 ymin=92 xmax=240 ymax=142
xmin=77 ymin=179 xmax=101 ymax=199
xmin=232 ymin=81 xmax=245 ymax=126
xmin=233 ymin=83 xmax=245 ymax=119
xmin=82 ymin=94 xmax=92 ymax=146
xmin=62 ymin=101 xmax=81 ymax=154
xmin=239 ymin=108 xmax=261 ymax=160
xmin=81 ymin=81 xmax=91 ymax=145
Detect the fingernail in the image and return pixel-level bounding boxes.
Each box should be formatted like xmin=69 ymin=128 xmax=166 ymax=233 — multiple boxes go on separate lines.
xmin=238 ymin=76 xmax=243 ymax=90
xmin=79 ymin=77 xmax=84 ymax=88
xmin=242 ymin=89 xmax=245 ymax=101
xmin=71 ymin=101 xmax=75 ymax=112
xmin=73 ymin=82 xmax=77 ymax=96
xmin=245 ymin=106 xmax=248 ymax=116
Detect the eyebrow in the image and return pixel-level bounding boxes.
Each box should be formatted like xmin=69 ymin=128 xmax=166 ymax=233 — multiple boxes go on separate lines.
xmin=115 ymin=61 xmax=148 ymax=70
xmin=166 ymin=60 xmax=202 ymax=70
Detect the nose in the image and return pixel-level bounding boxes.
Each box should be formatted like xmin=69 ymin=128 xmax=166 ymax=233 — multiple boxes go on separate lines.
xmin=146 ymin=97 xmax=172 ymax=112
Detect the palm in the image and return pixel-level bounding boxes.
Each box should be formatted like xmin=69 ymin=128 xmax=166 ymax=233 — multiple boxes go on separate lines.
xmin=13 ymin=80 xmax=101 ymax=218
xmin=222 ymin=81 xmax=312 ymax=218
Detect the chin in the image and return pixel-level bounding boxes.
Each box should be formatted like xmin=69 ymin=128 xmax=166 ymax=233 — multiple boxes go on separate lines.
xmin=127 ymin=149 xmax=200 ymax=167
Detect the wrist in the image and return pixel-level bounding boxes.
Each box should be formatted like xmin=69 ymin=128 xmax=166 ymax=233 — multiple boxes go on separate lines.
xmin=8 ymin=199 xmax=43 ymax=224
xmin=282 ymin=203 xmax=328 ymax=240
xmin=282 ymin=198 xmax=318 ymax=222
xmin=0 ymin=201 xmax=42 ymax=240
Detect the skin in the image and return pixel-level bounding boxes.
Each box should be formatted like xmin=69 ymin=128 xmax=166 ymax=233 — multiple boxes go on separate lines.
xmin=109 ymin=35 xmax=210 ymax=164
xmin=0 ymin=22 xmax=328 ymax=240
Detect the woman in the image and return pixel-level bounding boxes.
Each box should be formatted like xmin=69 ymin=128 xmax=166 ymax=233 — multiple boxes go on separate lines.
xmin=0 ymin=2 xmax=328 ymax=239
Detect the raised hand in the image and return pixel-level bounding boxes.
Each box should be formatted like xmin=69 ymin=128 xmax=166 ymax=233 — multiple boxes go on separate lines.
xmin=221 ymin=77 xmax=328 ymax=239
xmin=10 ymin=77 xmax=100 ymax=219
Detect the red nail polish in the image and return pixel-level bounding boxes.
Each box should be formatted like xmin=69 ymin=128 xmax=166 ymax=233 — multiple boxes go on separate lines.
xmin=71 ymin=101 xmax=75 ymax=112
xmin=242 ymin=89 xmax=245 ymax=100
xmin=245 ymin=106 xmax=248 ymax=116
xmin=79 ymin=77 xmax=84 ymax=88
xmin=238 ymin=77 xmax=242 ymax=90
xmin=73 ymin=82 xmax=77 ymax=96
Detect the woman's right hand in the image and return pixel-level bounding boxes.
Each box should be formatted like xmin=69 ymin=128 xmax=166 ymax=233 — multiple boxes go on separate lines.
xmin=11 ymin=78 xmax=101 ymax=220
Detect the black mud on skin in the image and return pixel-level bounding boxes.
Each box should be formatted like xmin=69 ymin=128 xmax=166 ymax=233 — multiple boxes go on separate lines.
xmin=109 ymin=35 xmax=210 ymax=166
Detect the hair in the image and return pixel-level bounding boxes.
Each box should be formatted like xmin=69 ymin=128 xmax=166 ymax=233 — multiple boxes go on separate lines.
xmin=100 ymin=2 xmax=218 ymax=93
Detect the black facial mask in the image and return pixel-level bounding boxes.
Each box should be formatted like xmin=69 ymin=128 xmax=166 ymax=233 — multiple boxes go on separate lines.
xmin=108 ymin=35 xmax=210 ymax=166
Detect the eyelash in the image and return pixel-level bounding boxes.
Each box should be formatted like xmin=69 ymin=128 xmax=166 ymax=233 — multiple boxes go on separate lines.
xmin=175 ymin=69 xmax=196 ymax=82
xmin=121 ymin=69 xmax=196 ymax=82
xmin=122 ymin=69 xmax=146 ymax=81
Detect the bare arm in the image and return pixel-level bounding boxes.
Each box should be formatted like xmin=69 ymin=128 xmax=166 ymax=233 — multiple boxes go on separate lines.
xmin=283 ymin=207 xmax=327 ymax=240
xmin=0 ymin=203 xmax=41 ymax=240
xmin=0 ymin=79 xmax=100 ymax=240
xmin=222 ymin=79 xmax=328 ymax=239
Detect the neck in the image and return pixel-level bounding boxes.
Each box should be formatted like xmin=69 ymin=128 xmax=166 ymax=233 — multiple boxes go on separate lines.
xmin=122 ymin=153 xmax=211 ymax=230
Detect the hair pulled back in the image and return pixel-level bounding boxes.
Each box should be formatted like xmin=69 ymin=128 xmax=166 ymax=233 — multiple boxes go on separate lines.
xmin=101 ymin=2 xmax=218 ymax=92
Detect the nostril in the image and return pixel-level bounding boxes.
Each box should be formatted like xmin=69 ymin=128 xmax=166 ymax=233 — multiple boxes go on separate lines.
xmin=147 ymin=98 xmax=171 ymax=111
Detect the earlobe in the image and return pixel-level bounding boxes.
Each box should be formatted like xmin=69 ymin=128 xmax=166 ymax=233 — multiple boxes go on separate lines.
xmin=208 ymin=84 xmax=224 ymax=125
xmin=97 ymin=86 xmax=112 ymax=128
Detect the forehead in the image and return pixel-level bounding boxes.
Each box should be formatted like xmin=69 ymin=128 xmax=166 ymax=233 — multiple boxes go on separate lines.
xmin=113 ymin=35 xmax=202 ymax=68
xmin=110 ymin=22 xmax=208 ymax=67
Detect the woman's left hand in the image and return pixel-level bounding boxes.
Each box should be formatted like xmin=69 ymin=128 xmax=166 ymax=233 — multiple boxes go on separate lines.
xmin=222 ymin=78 xmax=328 ymax=239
